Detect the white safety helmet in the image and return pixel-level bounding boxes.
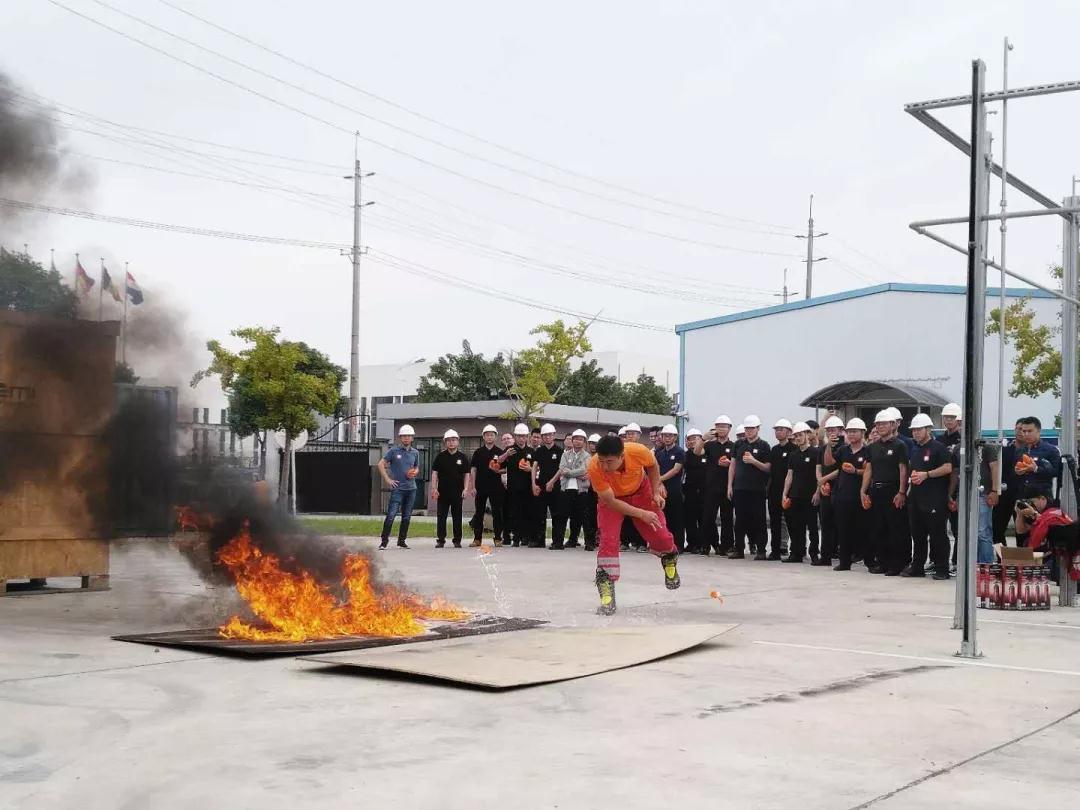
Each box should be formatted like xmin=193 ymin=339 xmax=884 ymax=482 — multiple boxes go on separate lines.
xmin=625 ymin=422 xmax=641 ymax=433
xmin=846 ymin=418 xmax=867 ymax=431
xmin=884 ymin=407 xmax=902 ymax=422
xmin=824 ymin=415 xmax=845 ymax=429
xmin=482 ymin=424 xmax=497 ymax=434
xmin=873 ymin=410 xmax=891 ymax=425
xmin=571 ymin=428 xmax=587 ymax=438
xmin=398 ymin=424 xmax=415 ymax=436
xmin=617 ymin=425 xmax=627 ymax=436
xmin=714 ymin=414 xmax=733 ymax=426
xmin=540 ymin=423 xmax=556 ymax=435
xmin=686 ymin=428 xmax=703 ymax=439
xmin=443 ymin=429 xmax=459 ymax=440
xmin=661 ymin=424 xmax=678 ymax=435
xmin=743 ymin=415 xmax=762 ymax=428
xmin=513 ymin=423 xmax=530 ymax=436
xmin=910 ymin=413 xmax=934 ymax=430
xmin=792 ymin=421 xmax=812 ymax=433
xmin=587 ymin=433 xmax=601 ymax=443
xmin=942 ymin=402 xmax=962 ymax=418
xmin=774 ymin=418 xmax=793 ymax=430
xmin=736 ymin=424 xmax=746 ymax=434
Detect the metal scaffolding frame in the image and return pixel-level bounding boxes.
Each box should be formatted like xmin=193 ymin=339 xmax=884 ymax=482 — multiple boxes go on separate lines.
xmin=906 ymin=59 xmax=1080 ymax=659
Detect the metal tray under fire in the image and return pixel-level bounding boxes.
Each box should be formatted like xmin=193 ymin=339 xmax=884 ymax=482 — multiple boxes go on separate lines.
xmin=112 ymin=616 xmax=547 ymax=657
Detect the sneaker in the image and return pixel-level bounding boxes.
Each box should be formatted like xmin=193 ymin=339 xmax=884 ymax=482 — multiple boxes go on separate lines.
xmin=435 ymin=541 xmax=446 ymax=548
xmin=661 ymin=553 xmax=681 ymax=590
xmin=811 ymin=558 xmax=832 ymax=567
xmin=781 ymin=555 xmax=804 ymax=563
xmin=767 ymin=553 xmax=783 ymax=561
xmin=619 ymin=542 xmax=631 ymax=552
xmin=884 ymin=569 xmax=903 ymax=577
xmin=596 ymin=570 xmax=617 ymax=615
xmin=397 ymin=541 xmax=410 ymax=549
xmin=549 ymin=543 xmax=565 ymax=550
xmin=378 ymin=540 xmax=389 ymax=550
xmin=511 ymin=540 xmax=520 ymax=548
xmin=727 ymin=550 xmax=745 ymax=559
xmin=565 ymin=541 xmax=580 ymax=548
xmin=584 ymin=543 xmax=597 ymax=552
xmin=900 ymin=566 xmax=925 ymax=578
xmin=634 ymin=546 xmax=648 ymax=554
xmin=833 ymin=563 xmax=852 ymax=571
xmin=933 ymin=572 xmax=951 ymax=581
xmin=452 ymin=541 xmax=462 ymax=548
xmin=867 ymin=566 xmax=885 ymax=575
xmin=469 ymin=539 xmax=482 ymax=548
xmin=753 ymin=551 xmax=767 ymax=561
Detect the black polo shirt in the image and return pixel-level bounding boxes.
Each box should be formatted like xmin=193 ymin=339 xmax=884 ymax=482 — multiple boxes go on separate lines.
xmin=868 ymin=437 xmax=909 ymax=485
xmin=684 ymin=447 xmax=708 ymax=492
xmin=948 ymin=443 xmax=999 ymax=490
xmin=504 ymin=444 xmax=536 ymax=492
xmin=834 ymin=443 xmax=870 ymax=502
xmin=656 ymin=444 xmax=685 ymax=496
xmin=703 ymin=439 xmax=735 ymax=490
xmin=942 ymin=430 xmax=961 ymax=449
xmin=768 ymin=441 xmax=794 ymax=494
xmin=431 ymin=449 xmax=470 ymax=495
xmin=820 ymin=439 xmax=846 ymax=478
xmin=733 ymin=438 xmax=771 ymax=492
xmin=471 ymin=444 xmax=504 ymax=494
xmin=535 ymin=442 xmax=563 ymax=489
xmin=788 ymin=445 xmax=819 ymax=500
xmin=909 ymin=439 xmax=951 ymax=507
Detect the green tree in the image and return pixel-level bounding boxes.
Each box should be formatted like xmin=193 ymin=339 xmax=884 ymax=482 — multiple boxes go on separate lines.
xmin=417 ymin=340 xmax=508 ymax=402
xmin=617 ymin=373 xmax=673 ymax=415
xmin=503 ymin=319 xmax=592 ymax=423
xmin=192 ymin=327 xmax=345 ymax=504
xmin=0 ymin=249 xmax=77 ymax=317
xmin=986 ymin=265 xmax=1068 ymax=397
xmin=557 ymin=360 xmax=622 ymax=409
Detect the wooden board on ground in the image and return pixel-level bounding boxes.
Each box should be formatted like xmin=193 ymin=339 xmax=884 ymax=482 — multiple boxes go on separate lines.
xmin=301 ymin=623 xmax=738 ymax=689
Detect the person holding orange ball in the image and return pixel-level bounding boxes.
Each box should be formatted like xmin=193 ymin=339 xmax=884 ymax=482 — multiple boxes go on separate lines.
xmin=781 ymin=422 xmax=818 ymax=564
xmin=377 ymin=424 xmax=421 ymax=549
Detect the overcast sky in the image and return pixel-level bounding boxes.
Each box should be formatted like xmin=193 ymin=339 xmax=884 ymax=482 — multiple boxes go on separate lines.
xmin=4 ymin=0 xmax=1080 ymax=405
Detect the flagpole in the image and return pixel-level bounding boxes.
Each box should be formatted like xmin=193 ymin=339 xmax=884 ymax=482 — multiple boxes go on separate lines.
xmin=98 ymin=258 xmax=105 ymax=321
xmin=122 ymin=262 xmax=129 ymax=366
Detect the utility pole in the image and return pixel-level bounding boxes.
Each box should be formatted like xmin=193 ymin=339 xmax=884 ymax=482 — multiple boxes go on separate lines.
xmin=796 ymin=194 xmax=828 ymax=299
xmin=782 ymin=268 xmax=789 ymax=304
xmin=344 ymin=148 xmax=374 ymax=443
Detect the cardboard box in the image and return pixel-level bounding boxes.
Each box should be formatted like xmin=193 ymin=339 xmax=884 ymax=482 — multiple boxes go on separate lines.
xmin=979 ymin=547 xmax=1051 ymax=611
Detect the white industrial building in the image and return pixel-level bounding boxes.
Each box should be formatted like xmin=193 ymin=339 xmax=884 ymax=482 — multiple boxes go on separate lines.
xmin=677 ymin=283 xmax=1063 ymax=435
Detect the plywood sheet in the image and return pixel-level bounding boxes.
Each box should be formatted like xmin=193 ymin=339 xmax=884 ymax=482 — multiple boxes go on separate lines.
xmin=302 ymin=623 xmax=738 ymax=689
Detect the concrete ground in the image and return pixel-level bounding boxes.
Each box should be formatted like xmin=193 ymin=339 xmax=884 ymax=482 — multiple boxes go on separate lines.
xmin=2 ymin=537 xmax=1080 ymax=809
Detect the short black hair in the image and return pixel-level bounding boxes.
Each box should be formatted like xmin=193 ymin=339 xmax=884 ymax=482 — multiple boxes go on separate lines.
xmin=596 ymin=435 xmax=624 ymax=458
xmin=649 ymin=425 xmax=662 ymax=433
xmin=807 ymin=419 xmax=820 ymax=430
xmin=531 ymin=427 xmax=541 ymax=435
xmin=1019 ymin=416 xmax=1042 ymax=430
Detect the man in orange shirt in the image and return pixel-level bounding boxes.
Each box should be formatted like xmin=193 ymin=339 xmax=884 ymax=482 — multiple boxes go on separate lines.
xmin=588 ymin=434 xmax=680 ymax=615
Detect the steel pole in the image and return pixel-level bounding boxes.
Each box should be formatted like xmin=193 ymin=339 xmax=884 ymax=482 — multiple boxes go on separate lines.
xmin=997 ymin=38 xmax=1011 ymax=452
xmin=1060 ymin=196 xmax=1079 ymax=607
xmin=955 ymin=60 xmax=988 ymax=659
xmin=805 ymin=195 xmax=814 ymax=299
xmin=348 ymin=158 xmax=361 ymax=442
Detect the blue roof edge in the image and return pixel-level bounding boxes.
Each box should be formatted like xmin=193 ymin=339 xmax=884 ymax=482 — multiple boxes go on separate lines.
xmin=674 ymin=282 xmax=1058 ymax=334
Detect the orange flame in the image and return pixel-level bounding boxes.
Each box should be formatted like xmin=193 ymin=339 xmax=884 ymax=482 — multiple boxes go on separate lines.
xmin=175 ymin=505 xmax=215 ymax=532
xmin=214 ymin=524 xmax=467 ymax=642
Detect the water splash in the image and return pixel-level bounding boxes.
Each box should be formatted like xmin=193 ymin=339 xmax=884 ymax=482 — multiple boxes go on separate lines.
xmin=476 ymin=549 xmax=513 ymax=616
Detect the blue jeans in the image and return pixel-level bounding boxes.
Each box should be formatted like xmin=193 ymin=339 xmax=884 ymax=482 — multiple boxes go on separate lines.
xmin=977 ymin=496 xmax=994 ymax=564
xmin=382 ymin=487 xmax=417 ymax=543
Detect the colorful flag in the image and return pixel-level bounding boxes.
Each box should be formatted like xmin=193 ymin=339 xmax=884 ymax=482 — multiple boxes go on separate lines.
xmin=75 ymin=258 xmax=95 ymax=295
xmin=102 ymin=266 xmax=122 ymax=302
xmin=125 ymin=271 xmax=143 ymax=305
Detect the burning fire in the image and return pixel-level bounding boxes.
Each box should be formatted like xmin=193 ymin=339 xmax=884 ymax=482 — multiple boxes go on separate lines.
xmin=215 ymin=524 xmax=468 ymax=642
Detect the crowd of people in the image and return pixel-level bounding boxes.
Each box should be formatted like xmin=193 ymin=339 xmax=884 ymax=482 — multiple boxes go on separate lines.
xmin=376 ymin=406 xmax=1065 ymax=614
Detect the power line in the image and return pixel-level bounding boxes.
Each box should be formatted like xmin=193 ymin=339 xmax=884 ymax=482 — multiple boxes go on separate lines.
xmin=151 ymin=0 xmax=802 ymax=234
xmin=48 ymin=0 xmax=803 ymax=258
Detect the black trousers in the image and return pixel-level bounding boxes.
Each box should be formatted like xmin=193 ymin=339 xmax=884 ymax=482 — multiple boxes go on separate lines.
xmin=992 ymin=489 xmax=1018 ymax=546
xmin=536 ymin=488 xmax=566 ymax=546
xmin=870 ymin=483 xmax=908 ymax=572
xmin=808 ymin=503 xmax=820 ymax=559
xmin=909 ymin=499 xmax=949 ymax=574
xmin=732 ymin=489 xmax=767 ymax=554
xmin=584 ymin=489 xmax=598 ymax=546
xmin=819 ymin=495 xmax=839 ymax=560
xmin=436 ymin=493 xmax=463 ymax=543
xmin=767 ymin=490 xmax=787 ymax=556
xmin=834 ymin=497 xmax=869 ymax=567
xmin=505 ymin=488 xmax=535 ymax=544
xmin=701 ymin=486 xmax=734 ymax=552
xmin=562 ymin=489 xmax=585 ymax=544
xmin=470 ymin=488 xmax=504 ymax=542
xmin=784 ymin=497 xmax=813 ymax=558
xmin=683 ymin=485 xmax=705 ymax=551
xmin=664 ymin=488 xmax=685 ymax=551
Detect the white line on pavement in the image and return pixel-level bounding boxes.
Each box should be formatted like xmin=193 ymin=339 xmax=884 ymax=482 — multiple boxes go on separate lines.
xmin=752 ymin=640 xmax=1080 ymax=678
xmin=915 ymin=613 xmax=1080 ymax=630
